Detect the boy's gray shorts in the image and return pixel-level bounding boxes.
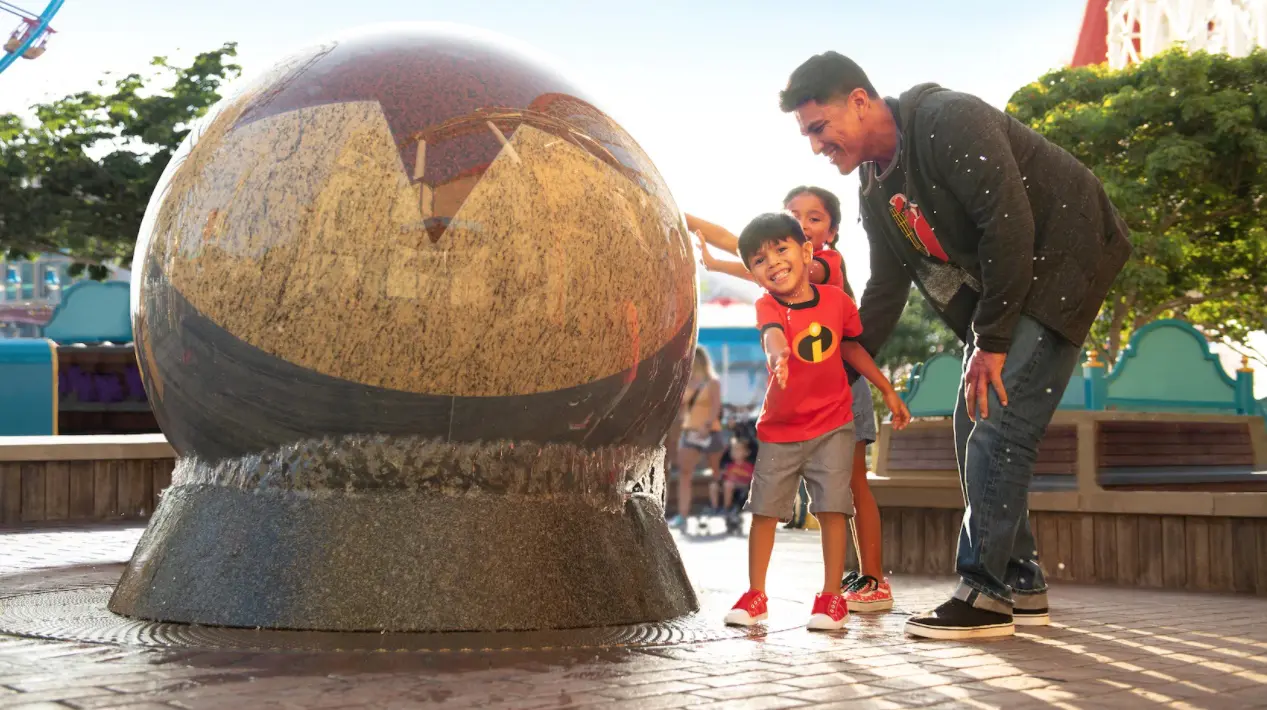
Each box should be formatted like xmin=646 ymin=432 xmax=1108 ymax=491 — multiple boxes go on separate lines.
xmin=745 ymin=424 xmax=854 ymax=520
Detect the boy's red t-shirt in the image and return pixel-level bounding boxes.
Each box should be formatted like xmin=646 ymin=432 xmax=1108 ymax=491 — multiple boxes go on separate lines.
xmin=754 ymin=284 xmax=863 ymax=444
xmin=813 ymin=249 xmax=846 ymax=292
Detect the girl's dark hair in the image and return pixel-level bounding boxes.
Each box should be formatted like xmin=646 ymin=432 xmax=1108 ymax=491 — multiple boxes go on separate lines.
xmin=783 ymin=185 xmax=842 ymax=236
xmin=783 ymin=186 xmax=854 ymax=296
xmin=737 ymin=213 xmax=805 ymax=267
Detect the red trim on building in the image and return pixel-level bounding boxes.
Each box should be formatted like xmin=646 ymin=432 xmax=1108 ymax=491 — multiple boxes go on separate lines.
xmin=1071 ymin=0 xmax=1110 ymax=66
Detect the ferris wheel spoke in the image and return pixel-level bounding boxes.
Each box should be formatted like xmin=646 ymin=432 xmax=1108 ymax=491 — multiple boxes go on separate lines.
xmin=0 ymin=0 xmax=61 ymax=75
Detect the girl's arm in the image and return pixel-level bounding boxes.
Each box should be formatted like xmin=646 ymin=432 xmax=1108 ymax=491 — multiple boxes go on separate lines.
xmin=810 ymin=250 xmax=841 ymax=287
xmin=840 ymin=341 xmax=911 ymax=429
xmin=809 ymin=260 xmax=828 ymax=285
xmin=695 ymin=231 xmax=756 ymax=283
xmin=685 ymin=214 xmax=740 ymax=256
xmin=688 ymin=212 xmax=828 ymax=285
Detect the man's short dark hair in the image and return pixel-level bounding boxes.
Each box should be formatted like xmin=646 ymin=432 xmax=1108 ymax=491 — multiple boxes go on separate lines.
xmin=737 ymin=213 xmax=805 ymax=268
xmin=779 ymin=51 xmax=878 ymax=113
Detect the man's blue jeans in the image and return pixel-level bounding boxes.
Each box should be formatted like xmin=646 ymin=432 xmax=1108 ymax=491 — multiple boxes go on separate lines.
xmin=952 ymin=315 xmax=1081 ymax=614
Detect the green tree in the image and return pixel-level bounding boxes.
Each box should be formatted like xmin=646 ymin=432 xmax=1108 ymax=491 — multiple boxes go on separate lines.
xmin=0 ymin=43 xmax=241 ymax=277
xmin=868 ymin=288 xmax=962 ymax=422
xmin=874 ymin=287 xmax=962 ymax=378
xmin=1007 ymin=48 xmax=1267 ymax=360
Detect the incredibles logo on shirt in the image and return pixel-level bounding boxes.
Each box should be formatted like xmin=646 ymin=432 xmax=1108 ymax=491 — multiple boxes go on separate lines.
xmin=792 ymin=322 xmax=838 ymax=364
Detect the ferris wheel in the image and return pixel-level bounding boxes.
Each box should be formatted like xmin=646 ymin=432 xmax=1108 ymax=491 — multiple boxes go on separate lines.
xmin=1106 ymin=0 xmax=1267 ymax=69
xmin=0 ymin=0 xmax=62 ymax=78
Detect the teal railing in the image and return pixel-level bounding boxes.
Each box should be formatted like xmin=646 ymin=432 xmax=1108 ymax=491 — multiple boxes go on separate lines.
xmin=901 ymin=319 xmax=1260 ymax=418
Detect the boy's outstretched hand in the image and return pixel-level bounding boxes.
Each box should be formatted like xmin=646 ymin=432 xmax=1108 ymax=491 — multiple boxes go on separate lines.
xmin=768 ymin=347 xmax=790 ymax=389
xmin=883 ymin=389 xmax=912 ymax=430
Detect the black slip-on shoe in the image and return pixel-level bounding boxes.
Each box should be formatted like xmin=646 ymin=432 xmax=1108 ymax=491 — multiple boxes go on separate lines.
xmin=905 ymin=598 xmax=1015 ymax=640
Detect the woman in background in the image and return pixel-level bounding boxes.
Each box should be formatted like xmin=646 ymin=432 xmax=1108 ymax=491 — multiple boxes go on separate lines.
xmin=669 ymin=346 xmax=725 ymax=526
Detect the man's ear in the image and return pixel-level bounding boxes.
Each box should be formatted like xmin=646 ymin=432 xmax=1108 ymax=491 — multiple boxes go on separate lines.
xmin=849 ymin=87 xmax=870 ymax=116
xmin=800 ymin=240 xmax=815 ymax=263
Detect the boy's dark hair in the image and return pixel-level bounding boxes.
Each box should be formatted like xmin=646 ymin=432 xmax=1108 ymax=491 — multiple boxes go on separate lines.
xmin=779 ymin=51 xmax=878 ymax=113
xmin=737 ymin=213 xmax=805 ymax=268
xmin=783 ymin=185 xmax=842 ymax=232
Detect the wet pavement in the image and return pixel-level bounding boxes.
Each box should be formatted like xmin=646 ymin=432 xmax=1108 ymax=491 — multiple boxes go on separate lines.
xmin=2 ymin=521 xmax=1266 ymax=709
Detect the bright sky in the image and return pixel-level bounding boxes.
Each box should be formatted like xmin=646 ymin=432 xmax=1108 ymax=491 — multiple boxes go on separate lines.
xmin=5 ymin=1 xmax=1262 ymax=389
xmin=1 ymin=0 xmax=1088 ymax=293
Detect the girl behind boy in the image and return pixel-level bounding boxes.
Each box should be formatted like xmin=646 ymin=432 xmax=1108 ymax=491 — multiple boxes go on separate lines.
xmin=687 ymin=186 xmax=893 ymax=613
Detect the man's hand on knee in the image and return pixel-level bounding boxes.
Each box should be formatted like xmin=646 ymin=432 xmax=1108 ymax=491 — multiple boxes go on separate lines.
xmin=965 ymin=350 xmax=1008 ymax=421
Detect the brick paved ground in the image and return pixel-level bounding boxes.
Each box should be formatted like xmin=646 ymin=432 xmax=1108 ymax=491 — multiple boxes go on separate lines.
xmin=2 ymin=521 xmax=1266 ymax=709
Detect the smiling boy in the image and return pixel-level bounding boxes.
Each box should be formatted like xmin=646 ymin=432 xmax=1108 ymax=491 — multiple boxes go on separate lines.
xmin=724 ymin=213 xmax=909 ymax=631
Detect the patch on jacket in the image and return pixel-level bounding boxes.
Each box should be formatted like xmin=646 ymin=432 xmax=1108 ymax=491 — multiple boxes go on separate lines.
xmin=888 ymin=194 xmax=948 ymax=262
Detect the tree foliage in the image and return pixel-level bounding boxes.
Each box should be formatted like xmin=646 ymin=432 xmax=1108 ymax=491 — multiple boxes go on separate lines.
xmin=874 ymin=288 xmax=962 ymax=378
xmin=0 ymin=44 xmax=241 ymax=276
xmin=867 ymin=288 xmax=961 ymax=421
xmin=1007 ymin=48 xmax=1267 ymax=360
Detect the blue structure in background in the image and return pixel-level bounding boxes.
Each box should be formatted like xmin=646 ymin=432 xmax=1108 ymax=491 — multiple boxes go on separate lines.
xmin=0 ymin=339 xmax=57 ymax=435
xmin=0 ymin=280 xmax=136 ymax=436
xmin=1096 ymin=319 xmax=1255 ymax=414
xmin=900 ymin=354 xmax=962 ymax=417
xmin=903 ymin=350 xmax=1090 ymax=414
xmin=5 ymin=310 xmax=1263 ymax=435
xmin=901 ymin=319 xmax=1262 ymax=420
xmin=696 ymin=326 xmax=766 ymax=407
xmin=42 ymin=280 xmax=132 ymax=344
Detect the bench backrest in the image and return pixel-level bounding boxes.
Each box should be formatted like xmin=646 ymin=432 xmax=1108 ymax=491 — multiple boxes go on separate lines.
xmin=1097 ymin=420 xmax=1264 ymax=490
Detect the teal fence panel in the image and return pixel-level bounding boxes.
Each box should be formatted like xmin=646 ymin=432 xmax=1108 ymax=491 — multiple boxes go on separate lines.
xmin=43 ymin=281 xmax=132 ymax=344
xmin=0 ymin=339 xmax=57 ymax=435
xmin=896 ymin=320 xmax=1257 ymax=418
xmin=1104 ymin=320 xmax=1242 ymax=414
xmin=901 ymin=353 xmax=961 ymax=417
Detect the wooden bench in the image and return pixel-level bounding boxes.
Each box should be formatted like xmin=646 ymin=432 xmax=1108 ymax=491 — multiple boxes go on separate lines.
xmin=869 ymin=412 xmax=1267 ymax=595
xmin=883 ymin=424 xmax=1078 ymax=491
xmin=0 ymin=434 xmax=174 ymax=526
xmin=1097 ymin=420 xmax=1267 ymax=491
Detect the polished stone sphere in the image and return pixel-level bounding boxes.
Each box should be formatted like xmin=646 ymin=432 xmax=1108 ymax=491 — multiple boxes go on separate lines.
xmin=113 ymin=25 xmax=698 ymax=632
xmin=131 ymin=25 xmax=695 ymax=464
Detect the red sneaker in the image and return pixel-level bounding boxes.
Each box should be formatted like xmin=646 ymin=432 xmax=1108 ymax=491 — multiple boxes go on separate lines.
xmin=724 ymin=589 xmax=768 ymax=626
xmin=844 ymin=575 xmax=894 ymax=613
xmin=807 ymin=592 xmax=849 ymax=631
